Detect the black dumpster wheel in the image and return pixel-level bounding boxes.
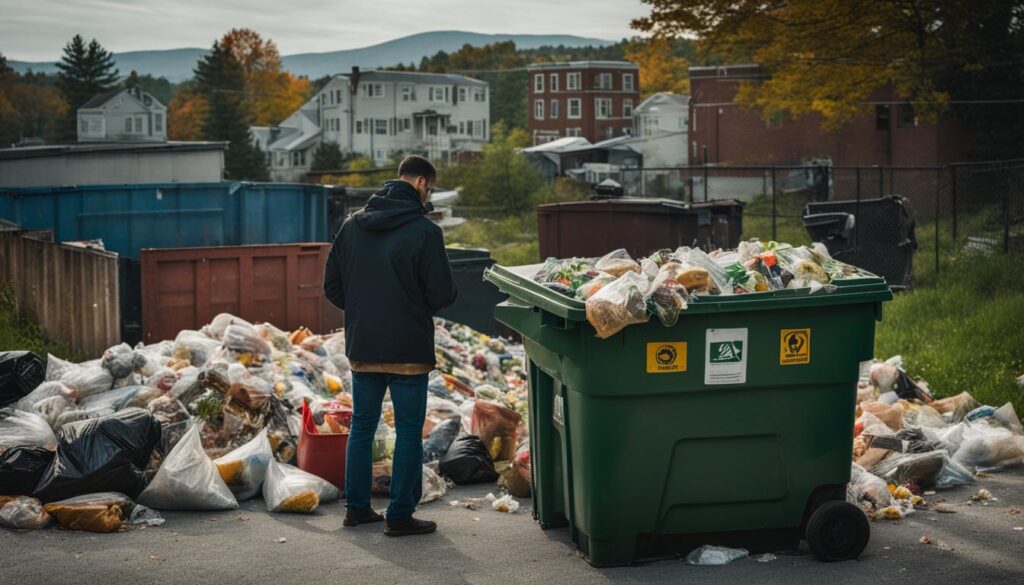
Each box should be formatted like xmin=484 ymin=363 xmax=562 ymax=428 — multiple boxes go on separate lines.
xmin=805 ymin=501 xmax=870 ymax=562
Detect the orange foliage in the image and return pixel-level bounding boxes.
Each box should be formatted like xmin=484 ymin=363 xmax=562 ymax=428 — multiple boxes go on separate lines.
xmin=219 ymin=28 xmax=309 ymax=127
xmin=167 ymin=91 xmax=208 ymax=140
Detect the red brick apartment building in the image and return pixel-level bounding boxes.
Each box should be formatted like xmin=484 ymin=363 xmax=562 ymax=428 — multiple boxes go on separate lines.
xmin=527 ymin=61 xmax=641 ymax=145
xmin=688 ymin=64 xmax=969 ymax=166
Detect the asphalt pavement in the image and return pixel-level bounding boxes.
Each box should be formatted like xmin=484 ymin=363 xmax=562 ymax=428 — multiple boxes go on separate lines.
xmin=3 ymin=468 xmax=1023 ymax=584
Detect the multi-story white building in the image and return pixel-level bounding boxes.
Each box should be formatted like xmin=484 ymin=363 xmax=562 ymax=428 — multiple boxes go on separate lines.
xmin=633 ymin=92 xmax=689 ymax=137
xmin=77 ymin=87 xmax=168 ymax=142
xmin=253 ymin=68 xmax=490 ymax=182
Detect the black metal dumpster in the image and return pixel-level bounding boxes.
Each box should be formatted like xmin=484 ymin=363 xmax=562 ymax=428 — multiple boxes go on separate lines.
xmin=436 ymin=248 xmax=508 ymax=336
xmin=803 ymin=195 xmax=917 ymax=290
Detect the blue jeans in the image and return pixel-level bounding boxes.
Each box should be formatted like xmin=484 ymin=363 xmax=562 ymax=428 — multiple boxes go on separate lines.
xmin=346 ymin=371 xmax=427 ymax=521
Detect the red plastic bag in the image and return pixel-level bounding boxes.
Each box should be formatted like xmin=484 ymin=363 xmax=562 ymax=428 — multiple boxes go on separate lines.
xmin=471 ymin=401 xmax=521 ymax=462
xmin=296 ymin=399 xmax=348 ymax=491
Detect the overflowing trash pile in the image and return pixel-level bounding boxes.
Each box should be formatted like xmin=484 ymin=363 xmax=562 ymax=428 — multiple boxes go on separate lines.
xmin=534 ymin=242 xmax=873 ymax=338
xmin=848 ymin=356 xmax=1024 ymax=520
xmin=0 ymin=316 xmax=529 ymax=532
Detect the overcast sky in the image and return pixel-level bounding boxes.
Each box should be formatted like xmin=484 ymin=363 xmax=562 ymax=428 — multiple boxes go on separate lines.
xmin=0 ymin=0 xmax=649 ymax=61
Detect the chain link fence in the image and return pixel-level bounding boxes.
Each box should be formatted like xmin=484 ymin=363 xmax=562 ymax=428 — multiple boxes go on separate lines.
xmin=619 ymin=161 xmax=1024 ymax=282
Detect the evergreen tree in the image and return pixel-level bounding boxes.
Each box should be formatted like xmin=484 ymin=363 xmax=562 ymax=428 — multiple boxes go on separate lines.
xmin=310 ymin=141 xmax=345 ymax=171
xmin=194 ymin=41 xmax=268 ymax=181
xmin=55 ymin=35 xmax=119 ymax=141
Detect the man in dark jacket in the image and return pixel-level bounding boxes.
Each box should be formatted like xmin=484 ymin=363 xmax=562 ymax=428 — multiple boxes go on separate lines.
xmin=323 ymin=155 xmax=457 ymax=536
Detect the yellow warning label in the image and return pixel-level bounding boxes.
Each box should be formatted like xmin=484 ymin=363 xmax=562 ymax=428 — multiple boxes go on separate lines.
xmin=780 ymin=329 xmax=811 ymax=365
xmin=647 ymin=342 xmax=687 ymax=373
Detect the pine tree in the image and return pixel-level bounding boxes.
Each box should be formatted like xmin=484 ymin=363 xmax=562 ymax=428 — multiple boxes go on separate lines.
xmin=311 ymin=141 xmax=344 ymax=171
xmin=194 ymin=41 xmax=268 ymax=181
xmin=55 ymin=35 xmax=119 ymax=141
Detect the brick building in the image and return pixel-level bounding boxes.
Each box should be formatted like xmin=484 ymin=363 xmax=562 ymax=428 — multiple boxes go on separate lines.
xmin=526 ymin=61 xmax=640 ymax=145
xmin=688 ymin=64 xmax=969 ymax=166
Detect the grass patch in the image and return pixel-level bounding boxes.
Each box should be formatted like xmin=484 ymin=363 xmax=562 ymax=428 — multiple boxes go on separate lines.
xmin=0 ymin=287 xmax=83 ymax=361
xmin=446 ymin=215 xmax=540 ymax=266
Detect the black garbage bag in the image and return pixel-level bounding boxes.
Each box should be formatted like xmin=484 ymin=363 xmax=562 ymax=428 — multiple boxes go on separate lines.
xmin=423 ymin=415 xmax=461 ymax=463
xmin=0 ymin=351 xmax=46 ymax=407
xmin=0 ymin=445 xmax=55 ymax=495
xmin=34 ymin=408 xmax=162 ymax=503
xmin=439 ymin=434 xmax=498 ymax=485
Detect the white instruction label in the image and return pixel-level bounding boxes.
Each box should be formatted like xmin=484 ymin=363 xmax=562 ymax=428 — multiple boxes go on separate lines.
xmin=552 ymin=394 xmax=564 ymax=427
xmin=705 ymin=328 xmax=748 ymax=385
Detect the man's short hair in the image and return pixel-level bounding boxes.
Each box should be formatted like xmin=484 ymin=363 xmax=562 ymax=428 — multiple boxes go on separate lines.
xmin=398 ymin=155 xmax=436 ymax=181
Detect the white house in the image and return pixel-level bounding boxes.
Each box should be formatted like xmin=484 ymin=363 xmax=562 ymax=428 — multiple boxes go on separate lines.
xmin=633 ymin=92 xmax=689 ymax=138
xmin=77 ymin=87 xmax=168 ymax=142
xmin=254 ymin=68 xmax=490 ymax=182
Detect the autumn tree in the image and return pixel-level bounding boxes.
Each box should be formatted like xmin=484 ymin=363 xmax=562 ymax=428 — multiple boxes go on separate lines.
xmin=1 ymin=53 xmax=69 ymax=146
xmin=624 ymin=37 xmax=689 ymax=98
xmin=220 ymin=28 xmax=310 ymax=127
xmin=167 ymin=86 xmax=207 ymax=140
xmin=452 ymin=122 xmax=545 ymax=213
xmin=194 ymin=41 xmax=268 ymax=181
xmin=633 ymin=0 xmax=1024 ymax=158
xmin=55 ymin=35 xmax=119 ymax=140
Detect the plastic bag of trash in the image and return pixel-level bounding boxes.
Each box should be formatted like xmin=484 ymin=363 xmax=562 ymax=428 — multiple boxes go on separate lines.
xmin=28 ymin=394 xmax=75 ymax=429
xmin=439 ymin=435 xmax=498 ymax=485
xmin=147 ymin=395 xmax=192 ymax=456
xmin=46 ymin=354 xmax=76 ymax=381
xmin=585 ymin=271 xmax=651 ymax=339
xmin=0 ymin=445 xmax=54 ymax=495
xmin=870 ymin=449 xmax=974 ymax=489
xmin=0 ymin=409 xmax=57 ymax=452
xmin=860 ymin=401 xmax=903 ymax=431
xmin=137 ymin=422 xmax=238 ymax=511
xmin=420 ymin=464 xmax=447 ymax=504
xmin=992 ymin=403 xmax=1024 ymax=435
xmin=0 ymin=496 xmax=50 ymax=530
xmin=933 ymin=456 xmax=977 ymax=489
xmin=472 ymin=400 xmax=521 ymax=462
xmin=213 ymin=429 xmax=273 ymax=501
xmin=951 ymin=424 xmax=1024 ymax=472
xmin=847 ymin=463 xmax=892 ymax=511
xmin=931 ymin=392 xmax=979 ymax=422
xmin=59 ymin=365 xmax=114 ymax=399
xmin=686 ymin=545 xmax=748 ymax=566
xmin=594 ymin=249 xmax=641 ymax=277
xmin=0 ymin=351 xmax=46 ymax=407
xmin=202 ymin=313 xmax=253 ymax=341
xmin=34 ymin=408 xmax=161 ymax=502
xmin=101 ymin=343 xmax=147 ymax=380
xmin=576 ymin=273 xmax=618 ymax=301
xmin=172 ymin=330 xmax=221 ymax=368
xmin=499 ymin=442 xmax=532 ymax=498
xmin=223 ymin=323 xmax=272 ymax=358
xmin=43 ymin=492 xmax=133 ymax=533
xmin=14 ymin=381 xmax=77 ymax=412
xmin=262 ymin=459 xmax=340 ymax=513
xmin=423 ymin=415 xmax=462 ymax=462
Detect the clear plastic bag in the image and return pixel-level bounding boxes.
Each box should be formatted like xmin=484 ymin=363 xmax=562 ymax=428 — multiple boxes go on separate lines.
xmin=930 ymin=391 xmax=978 ymax=422
xmin=223 ymin=323 xmax=273 ymax=357
xmin=15 ymin=381 xmax=77 ymax=412
xmin=585 ymin=271 xmax=651 ymax=339
xmin=420 ymin=464 xmax=447 ymax=504
xmin=594 ymin=249 xmax=641 ymax=277
xmin=951 ymin=424 xmax=1024 ymax=471
xmin=0 ymin=496 xmax=50 ymax=530
xmin=201 ymin=313 xmax=253 ymax=341
xmin=576 ymin=274 xmax=617 ymax=301
xmin=847 ymin=463 xmax=893 ymax=511
xmin=137 ymin=422 xmax=239 ymax=511
xmin=472 ymin=400 xmax=521 ymax=462
xmin=213 ymin=429 xmax=273 ymax=501
xmin=0 ymin=409 xmax=57 ymax=451
xmin=31 ymin=395 xmax=74 ymax=429
xmin=101 ymin=343 xmax=147 ymax=380
xmin=59 ymin=366 xmax=114 ymax=399
xmin=860 ymin=401 xmax=904 ymax=431
xmin=682 ymin=248 xmax=732 ymax=295
xmin=685 ymin=545 xmax=748 ymax=566
xmin=45 ymin=354 xmax=75 ymax=382
xmin=870 ymin=449 xmax=974 ymax=489
xmin=172 ymin=330 xmax=221 ymax=368
xmin=263 ymin=459 xmax=340 ymax=513
xmin=43 ymin=492 xmax=132 ymax=533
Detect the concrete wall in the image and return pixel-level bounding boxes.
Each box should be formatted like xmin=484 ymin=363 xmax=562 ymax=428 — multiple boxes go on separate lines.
xmin=0 ymin=149 xmax=224 ymax=187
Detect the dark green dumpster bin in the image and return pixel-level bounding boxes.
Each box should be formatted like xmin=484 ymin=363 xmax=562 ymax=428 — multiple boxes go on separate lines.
xmin=484 ymin=264 xmax=892 ymax=566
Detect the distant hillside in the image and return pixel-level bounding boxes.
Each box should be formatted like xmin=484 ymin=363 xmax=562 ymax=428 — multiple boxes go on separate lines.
xmin=8 ymin=31 xmax=614 ymax=82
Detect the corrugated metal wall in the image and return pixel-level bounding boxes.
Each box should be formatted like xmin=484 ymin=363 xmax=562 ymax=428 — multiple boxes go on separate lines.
xmin=0 ymin=230 xmax=120 ymax=358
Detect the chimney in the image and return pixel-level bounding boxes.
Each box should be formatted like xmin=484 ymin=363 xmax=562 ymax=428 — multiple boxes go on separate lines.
xmin=350 ymin=66 xmax=361 ymax=95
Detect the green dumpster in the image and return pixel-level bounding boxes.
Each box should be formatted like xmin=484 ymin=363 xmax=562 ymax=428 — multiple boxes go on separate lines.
xmin=484 ymin=263 xmax=893 ymax=566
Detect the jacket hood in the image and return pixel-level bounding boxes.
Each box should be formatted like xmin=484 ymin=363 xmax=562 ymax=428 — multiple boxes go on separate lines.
xmin=355 ymin=180 xmax=433 ymax=231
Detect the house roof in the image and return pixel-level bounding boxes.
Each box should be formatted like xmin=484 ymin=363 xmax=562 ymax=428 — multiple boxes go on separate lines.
xmin=359 ymin=70 xmax=487 ymax=86
xmin=635 ymin=92 xmax=689 ymax=114
xmin=79 ymin=89 xmax=125 ymax=109
xmin=0 ymin=141 xmax=227 ymax=161
xmin=526 ymin=61 xmax=638 ymax=71
xmin=521 ymin=137 xmax=591 ymax=153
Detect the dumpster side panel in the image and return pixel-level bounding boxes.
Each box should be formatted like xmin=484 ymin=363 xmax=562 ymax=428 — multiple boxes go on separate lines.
xmin=141 ymin=243 xmax=343 ymax=343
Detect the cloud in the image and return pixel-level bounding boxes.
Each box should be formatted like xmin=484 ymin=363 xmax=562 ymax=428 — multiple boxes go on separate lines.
xmin=0 ymin=0 xmax=647 ymax=61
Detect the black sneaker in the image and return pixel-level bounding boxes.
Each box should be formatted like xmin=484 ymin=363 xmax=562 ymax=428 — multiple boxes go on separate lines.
xmin=343 ymin=508 xmax=385 ymax=527
xmin=384 ymin=516 xmax=437 ymax=537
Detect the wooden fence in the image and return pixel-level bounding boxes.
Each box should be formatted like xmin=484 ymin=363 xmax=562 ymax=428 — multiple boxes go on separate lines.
xmin=0 ymin=229 xmax=120 ymax=358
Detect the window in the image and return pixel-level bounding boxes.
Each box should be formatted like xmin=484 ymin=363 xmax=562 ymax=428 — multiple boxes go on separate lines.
xmin=534 ymin=74 xmax=544 ymax=92
xmin=136 ymin=116 xmax=144 ymax=133
xmin=403 ymin=118 xmax=411 ymax=131
xmin=428 ymin=86 xmax=448 ymax=103
xmin=477 ymin=119 xmax=486 ymax=139
xmin=623 ymin=127 xmax=632 ymax=136
xmin=401 ymin=85 xmax=415 ymax=101
xmin=458 ymin=121 xmax=465 ymax=135
xmin=595 ymin=98 xmax=612 ymax=119
xmin=154 ymin=113 xmax=164 ymax=132
xmin=458 ymin=87 xmax=468 ymax=102
xmin=474 ymin=88 xmax=485 ymax=102
xmin=568 ymin=98 xmax=581 ymax=119
xmin=898 ymin=104 xmax=916 ymax=128
xmin=566 ymin=128 xmax=582 ymax=137
xmin=80 ymin=118 xmax=88 ymax=133
xmin=375 ymin=148 xmax=387 ymax=162
xmin=125 ymin=118 xmax=132 ymax=133
xmin=550 ymin=99 xmax=559 ymax=119
xmin=597 ymin=73 xmax=612 ymax=89
xmin=549 ymin=73 xmax=558 ymax=92
xmin=605 ymin=126 xmax=614 ymax=139
xmin=355 ymin=120 xmax=363 ymax=134
xmin=875 ymin=105 xmax=891 ymax=130
xmin=362 ymin=83 xmax=384 ymax=98
xmin=567 ymin=72 xmax=580 ymax=90
xmin=623 ymin=98 xmax=633 ymax=118
xmin=375 ymin=119 xmax=387 ymax=135
xmin=292 ymin=149 xmax=307 ymax=166
xmin=623 ymin=73 xmax=634 ymax=92
xmin=534 ymin=100 xmax=544 ymax=120
xmin=335 ymin=89 xmax=342 ymax=104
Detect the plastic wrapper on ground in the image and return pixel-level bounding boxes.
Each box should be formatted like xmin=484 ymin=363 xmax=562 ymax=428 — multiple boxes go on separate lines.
xmin=213 ymin=429 xmax=272 ymax=501
xmin=439 ymin=435 xmax=498 ymax=485
xmin=43 ymin=492 xmax=133 ymax=533
xmin=420 ymin=464 xmax=447 ymax=504
xmin=0 ymin=496 xmax=50 ymax=530
xmin=263 ymin=459 xmax=340 ymax=513
xmin=685 ymin=545 xmax=748 ymax=566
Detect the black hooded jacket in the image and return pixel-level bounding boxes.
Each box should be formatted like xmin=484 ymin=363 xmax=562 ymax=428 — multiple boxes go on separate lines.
xmin=323 ymin=180 xmax=457 ymax=364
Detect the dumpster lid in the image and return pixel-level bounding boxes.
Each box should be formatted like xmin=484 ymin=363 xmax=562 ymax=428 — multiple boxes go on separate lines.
xmin=538 ymin=198 xmax=717 ymax=215
xmin=484 ymin=262 xmax=892 ymax=322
